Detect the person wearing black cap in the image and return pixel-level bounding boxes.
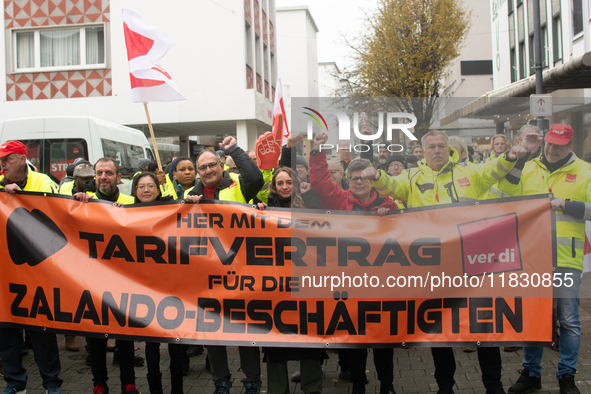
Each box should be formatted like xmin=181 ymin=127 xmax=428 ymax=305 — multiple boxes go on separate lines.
xmin=405 ymin=155 xmax=419 ymax=168
xmin=385 ymin=154 xmax=406 ymax=176
xmin=137 ymin=158 xmax=151 ymax=171
xmin=296 ymin=155 xmax=309 ymax=182
xmin=0 ymin=141 xmax=63 ymax=394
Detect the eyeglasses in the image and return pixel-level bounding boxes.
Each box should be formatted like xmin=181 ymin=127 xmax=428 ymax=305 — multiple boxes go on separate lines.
xmin=198 ymin=162 xmax=219 ymax=171
xmin=390 ymin=163 xmax=404 ymax=168
xmin=349 ymin=176 xmax=369 ymax=184
xmin=137 ymin=184 xmax=156 ymax=190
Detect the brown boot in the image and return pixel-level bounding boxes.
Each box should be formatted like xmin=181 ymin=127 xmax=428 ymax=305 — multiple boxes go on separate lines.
xmin=66 ymin=336 xmax=79 ymax=352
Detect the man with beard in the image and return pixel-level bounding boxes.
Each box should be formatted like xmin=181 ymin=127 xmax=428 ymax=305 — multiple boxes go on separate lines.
xmin=74 ymin=158 xmax=139 ymax=394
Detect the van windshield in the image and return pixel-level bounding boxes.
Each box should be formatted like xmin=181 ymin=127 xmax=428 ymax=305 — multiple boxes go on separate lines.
xmin=18 ymin=139 xmax=89 ymax=183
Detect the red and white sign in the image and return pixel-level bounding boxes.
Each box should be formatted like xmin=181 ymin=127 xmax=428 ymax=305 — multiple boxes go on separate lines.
xmin=273 ymin=77 xmax=289 ymax=145
xmin=459 ymin=213 xmax=522 ymax=277
xmin=122 ymin=8 xmax=184 ymax=103
xmin=530 ymin=94 xmax=553 ymax=116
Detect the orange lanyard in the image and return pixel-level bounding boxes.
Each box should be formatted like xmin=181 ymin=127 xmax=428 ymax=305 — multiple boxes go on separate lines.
xmin=433 ymin=172 xmax=439 ymax=202
xmin=547 ymin=168 xmax=564 ymax=193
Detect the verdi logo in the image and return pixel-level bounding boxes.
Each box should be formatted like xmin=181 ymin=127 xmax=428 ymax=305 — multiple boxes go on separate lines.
xmin=458 ymin=213 xmax=522 ymax=277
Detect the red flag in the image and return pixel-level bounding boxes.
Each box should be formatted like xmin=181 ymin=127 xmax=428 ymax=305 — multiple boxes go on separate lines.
xmin=122 ymin=8 xmax=184 ymax=103
xmin=273 ymin=77 xmax=289 ymax=145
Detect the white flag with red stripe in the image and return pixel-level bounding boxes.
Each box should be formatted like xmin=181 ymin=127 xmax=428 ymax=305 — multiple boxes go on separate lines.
xmin=273 ymin=77 xmax=289 ymax=145
xmin=584 ymin=221 xmax=591 ymax=273
xmin=122 ymin=8 xmax=184 ymax=103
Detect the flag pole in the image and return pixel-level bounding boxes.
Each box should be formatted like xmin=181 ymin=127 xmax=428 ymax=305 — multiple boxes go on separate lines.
xmin=143 ymin=103 xmax=163 ymax=171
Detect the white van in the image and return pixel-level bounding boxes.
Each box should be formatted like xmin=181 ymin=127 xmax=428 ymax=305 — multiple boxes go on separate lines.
xmin=0 ymin=116 xmax=155 ymax=194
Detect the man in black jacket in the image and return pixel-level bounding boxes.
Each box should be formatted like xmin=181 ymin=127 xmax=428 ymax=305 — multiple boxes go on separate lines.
xmin=186 ymin=137 xmax=264 ymax=394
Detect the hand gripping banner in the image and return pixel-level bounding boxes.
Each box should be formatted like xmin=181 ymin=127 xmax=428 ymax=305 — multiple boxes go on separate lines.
xmin=0 ymin=192 xmax=556 ymax=348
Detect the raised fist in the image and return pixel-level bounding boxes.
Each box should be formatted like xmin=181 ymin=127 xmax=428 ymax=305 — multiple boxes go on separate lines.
xmin=313 ymin=133 xmax=328 ymax=150
xmin=219 ymin=136 xmax=237 ymax=151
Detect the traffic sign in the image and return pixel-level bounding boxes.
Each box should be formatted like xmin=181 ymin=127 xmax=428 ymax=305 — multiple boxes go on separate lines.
xmin=530 ymin=94 xmax=552 ymax=116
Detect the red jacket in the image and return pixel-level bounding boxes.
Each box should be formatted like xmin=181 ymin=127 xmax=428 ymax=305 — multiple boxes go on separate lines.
xmin=309 ymin=150 xmax=397 ymax=212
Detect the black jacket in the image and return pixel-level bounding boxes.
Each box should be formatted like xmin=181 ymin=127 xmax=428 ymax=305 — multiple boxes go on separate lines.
xmin=188 ymin=145 xmax=264 ymax=202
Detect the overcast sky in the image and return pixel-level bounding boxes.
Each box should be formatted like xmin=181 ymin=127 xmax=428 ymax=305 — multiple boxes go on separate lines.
xmin=275 ymin=0 xmax=378 ymax=70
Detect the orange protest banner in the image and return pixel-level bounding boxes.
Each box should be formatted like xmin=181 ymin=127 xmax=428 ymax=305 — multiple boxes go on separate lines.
xmin=0 ymin=191 xmax=555 ymax=348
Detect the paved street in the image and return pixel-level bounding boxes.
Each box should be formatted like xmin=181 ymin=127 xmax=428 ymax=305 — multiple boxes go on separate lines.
xmin=10 ymin=274 xmax=591 ymax=394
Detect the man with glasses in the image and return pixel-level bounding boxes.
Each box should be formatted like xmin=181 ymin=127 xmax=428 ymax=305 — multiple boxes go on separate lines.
xmin=327 ymin=159 xmax=348 ymax=190
xmin=308 ymin=133 xmax=397 ymax=394
xmin=186 ymin=137 xmax=264 ymax=394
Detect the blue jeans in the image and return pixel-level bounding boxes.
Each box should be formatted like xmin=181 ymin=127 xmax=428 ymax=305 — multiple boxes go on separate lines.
xmin=523 ymin=267 xmax=581 ymax=378
xmin=0 ymin=328 xmax=62 ymax=390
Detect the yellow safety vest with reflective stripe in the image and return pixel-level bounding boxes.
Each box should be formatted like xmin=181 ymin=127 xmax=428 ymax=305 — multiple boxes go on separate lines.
xmin=498 ymin=155 xmax=591 ymax=271
xmin=58 ymin=180 xmax=75 ymax=195
xmin=185 ymin=172 xmax=246 ymax=203
xmin=250 ymin=168 xmax=273 ymax=204
xmin=371 ymin=154 xmax=517 ymax=208
xmin=0 ymin=171 xmax=56 ymax=193
xmin=88 ymin=191 xmax=135 ymax=205
xmin=161 ymin=174 xmax=177 ymax=199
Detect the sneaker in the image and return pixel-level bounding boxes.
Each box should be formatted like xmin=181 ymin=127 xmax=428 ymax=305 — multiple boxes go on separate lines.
xmin=243 ymin=382 xmax=260 ymax=394
xmin=380 ymin=383 xmax=396 ymax=394
xmin=186 ymin=345 xmax=204 ymax=357
xmin=436 ymin=389 xmax=453 ymax=394
xmin=558 ymin=374 xmax=580 ymax=394
xmin=213 ymin=381 xmax=230 ymax=394
xmin=463 ymin=347 xmax=477 ymax=352
xmin=503 ymin=347 xmax=521 ymax=352
xmin=291 ymin=369 xmax=301 ymax=382
xmin=1 ymin=388 xmax=26 ymax=394
xmin=92 ymin=386 xmax=108 ymax=394
xmin=65 ymin=337 xmax=79 ymax=352
xmin=508 ymin=369 xmax=541 ymax=394
xmin=45 ymin=388 xmax=62 ymax=394
xmin=122 ymin=384 xmax=139 ymax=394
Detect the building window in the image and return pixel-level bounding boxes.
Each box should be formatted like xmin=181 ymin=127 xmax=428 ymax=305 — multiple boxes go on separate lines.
xmin=13 ymin=25 xmax=105 ymax=72
xmin=519 ymin=41 xmax=526 ymax=79
xmin=572 ymin=0 xmax=583 ymax=35
xmin=245 ymin=23 xmax=253 ymax=68
xmin=510 ymin=48 xmax=517 ymax=82
xmin=553 ymin=15 xmax=562 ymax=62
xmin=529 ymin=34 xmax=535 ymax=75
